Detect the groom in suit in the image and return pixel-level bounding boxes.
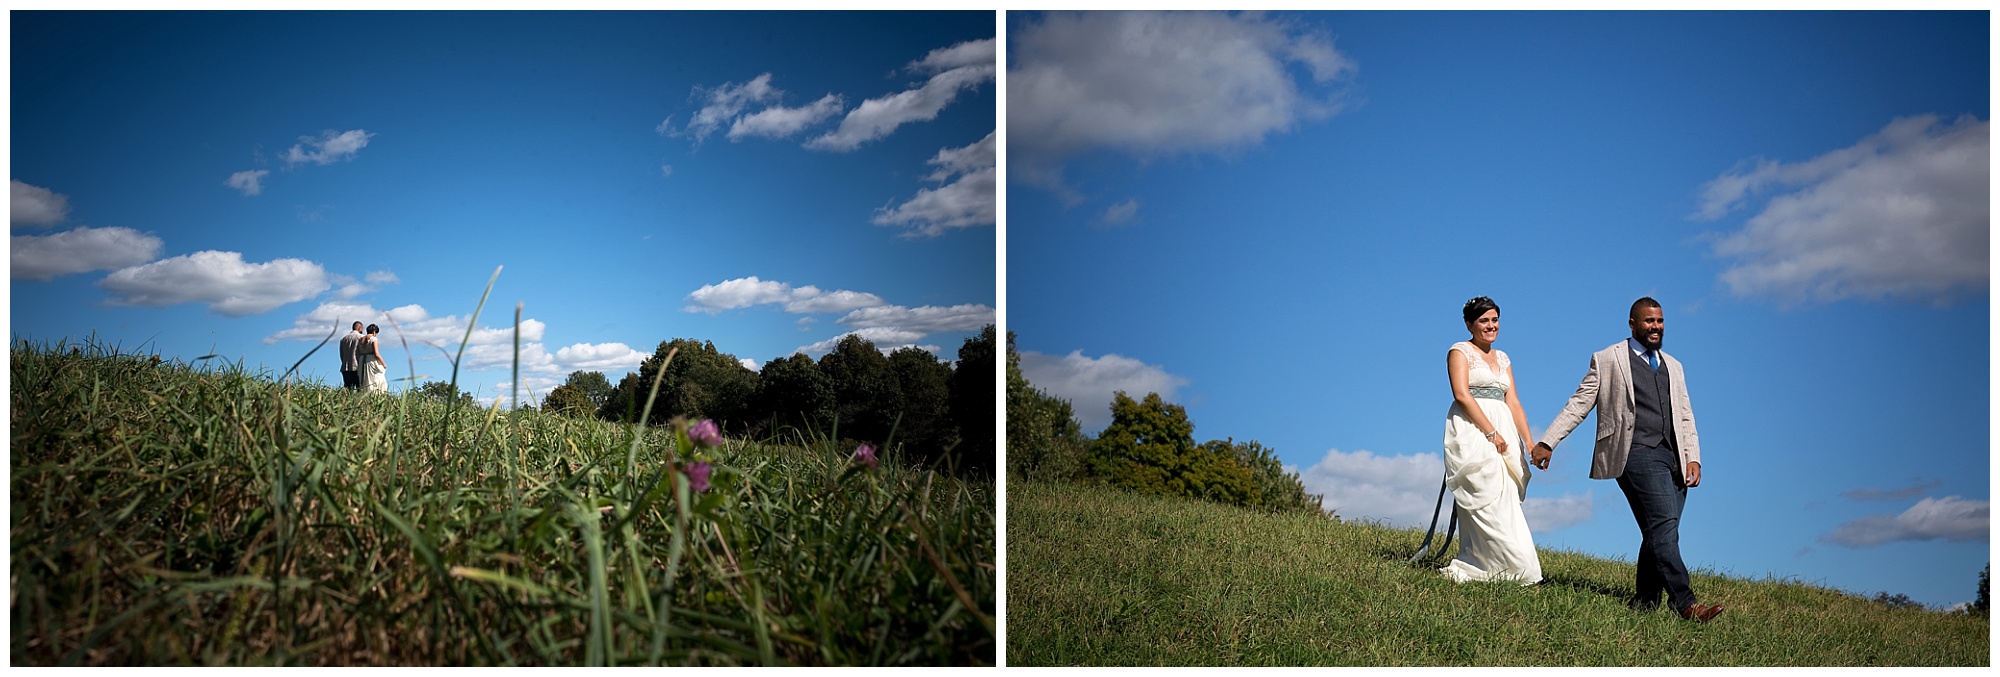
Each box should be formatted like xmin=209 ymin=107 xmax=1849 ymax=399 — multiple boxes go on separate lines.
xmin=1529 ymin=297 xmax=1724 ymax=622
xmin=339 ymin=321 xmax=365 ymax=390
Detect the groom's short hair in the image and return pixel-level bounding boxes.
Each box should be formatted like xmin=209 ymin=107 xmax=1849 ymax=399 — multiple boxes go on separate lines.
xmin=353 ymin=321 xmax=364 ymax=330
xmin=1629 ymin=297 xmax=1662 ymax=319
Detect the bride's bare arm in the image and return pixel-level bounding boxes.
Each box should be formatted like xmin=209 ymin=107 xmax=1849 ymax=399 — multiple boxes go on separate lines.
xmin=1503 ymin=362 xmax=1533 ymax=451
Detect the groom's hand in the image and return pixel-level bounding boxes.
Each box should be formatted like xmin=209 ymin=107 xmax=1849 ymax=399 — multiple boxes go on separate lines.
xmin=1685 ymin=461 xmax=1701 ymax=487
xmin=1530 ymin=443 xmax=1551 ymax=470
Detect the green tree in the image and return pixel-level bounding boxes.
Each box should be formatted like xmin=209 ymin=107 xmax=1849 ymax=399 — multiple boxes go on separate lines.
xmin=1006 ymin=330 xmax=1088 ymax=482
xmin=1089 ymin=391 xmax=1254 ymax=506
xmin=755 ymin=352 xmax=836 ymax=436
xmin=635 ymin=339 xmax=760 ymax=431
xmin=415 ymin=380 xmax=476 ymax=406
xmin=1975 ymin=563 xmax=1989 ymax=614
xmin=887 ymin=346 xmax=957 ymax=466
xmin=542 ymin=383 xmax=596 ymax=418
xmin=818 ymin=334 xmax=900 ymax=445
xmin=947 ymin=325 xmax=996 ymax=476
xmin=599 ymin=371 xmax=642 ymax=423
xmin=560 ymin=370 xmax=615 ymax=410
xmin=1871 ymin=592 xmax=1923 ymax=610
xmin=1207 ymin=437 xmax=1325 ymax=515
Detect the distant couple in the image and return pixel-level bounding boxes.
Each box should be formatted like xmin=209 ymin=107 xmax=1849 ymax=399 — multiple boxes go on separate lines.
xmin=339 ymin=321 xmax=390 ymax=393
xmin=1438 ymin=296 xmax=1723 ymax=623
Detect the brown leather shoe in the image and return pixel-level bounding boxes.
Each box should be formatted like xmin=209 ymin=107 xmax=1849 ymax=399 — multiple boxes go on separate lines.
xmin=1678 ymin=603 xmax=1724 ymax=622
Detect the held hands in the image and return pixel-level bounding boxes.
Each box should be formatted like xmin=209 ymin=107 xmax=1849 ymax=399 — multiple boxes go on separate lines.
xmin=1530 ymin=442 xmax=1552 ymax=470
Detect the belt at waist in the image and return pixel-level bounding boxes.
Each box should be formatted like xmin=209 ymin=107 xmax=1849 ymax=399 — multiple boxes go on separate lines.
xmin=1468 ymin=385 xmax=1507 ymax=400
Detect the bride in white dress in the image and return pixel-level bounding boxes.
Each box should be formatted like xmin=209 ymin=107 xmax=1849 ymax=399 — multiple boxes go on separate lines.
xmin=360 ymin=324 xmax=390 ymax=393
xmin=1439 ymin=296 xmax=1543 ymax=585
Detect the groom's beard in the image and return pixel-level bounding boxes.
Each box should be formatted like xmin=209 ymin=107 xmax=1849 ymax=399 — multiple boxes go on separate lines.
xmin=1632 ymin=332 xmax=1662 ymax=351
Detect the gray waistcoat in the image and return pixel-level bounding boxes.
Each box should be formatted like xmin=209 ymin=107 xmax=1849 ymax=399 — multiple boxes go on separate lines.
xmin=1630 ymin=350 xmax=1675 ymax=451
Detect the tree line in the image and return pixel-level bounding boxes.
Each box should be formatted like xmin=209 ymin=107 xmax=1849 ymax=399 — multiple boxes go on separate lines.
xmin=1005 ymin=331 xmax=1324 ymax=516
xmin=479 ymin=326 xmax=995 ymax=476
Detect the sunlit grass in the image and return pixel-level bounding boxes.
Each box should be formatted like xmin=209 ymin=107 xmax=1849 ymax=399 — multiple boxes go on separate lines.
xmin=11 ymin=282 xmax=992 ymax=666
xmin=1007 ymin=481 xmax=1985 ymax=666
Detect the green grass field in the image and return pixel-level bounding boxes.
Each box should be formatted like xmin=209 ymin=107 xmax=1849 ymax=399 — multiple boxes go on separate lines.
xmin=10 ymin=339 xmax=994 ymax=665
xmin=1006 ymin=481 xmax=1986 ymax=666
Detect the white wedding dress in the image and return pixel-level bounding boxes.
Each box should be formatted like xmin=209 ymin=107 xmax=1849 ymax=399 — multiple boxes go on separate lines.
xmin=361 ymin=337 xmax=389 ymax=393
xmin=1438 ymin=341 xmax=1542 ymax=585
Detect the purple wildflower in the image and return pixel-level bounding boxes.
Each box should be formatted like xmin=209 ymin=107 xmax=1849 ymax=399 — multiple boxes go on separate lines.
xmin=686 ymin=461 xmax=712 ymax=493
xmin=853 ymin=443 xmax=878 ymax=469
xmin=688 ymin=419 xmax=722 ymax=448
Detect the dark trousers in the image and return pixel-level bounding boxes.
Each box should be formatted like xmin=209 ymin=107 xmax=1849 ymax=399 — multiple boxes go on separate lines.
xmin=341 ymin=369 xmax=361 ymax=390
xmin=1615 ymin=442 xmax=1695 ymax=612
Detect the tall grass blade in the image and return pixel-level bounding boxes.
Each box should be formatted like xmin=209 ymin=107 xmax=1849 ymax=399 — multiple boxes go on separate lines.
xmin=448 ymin=265 xmax=504 ymax=406
xmin=278 ymin=321 xmax=338 ymax=386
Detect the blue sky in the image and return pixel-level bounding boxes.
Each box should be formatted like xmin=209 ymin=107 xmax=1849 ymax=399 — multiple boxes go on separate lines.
xmin=10 ymin=10 xmax=995 ymax=405
xmin=1007 ymin=11 xmax=1989 ymax=609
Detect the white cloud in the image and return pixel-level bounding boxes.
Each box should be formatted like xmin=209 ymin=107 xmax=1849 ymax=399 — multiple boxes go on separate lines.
xmin=671 ymin=73 xmax=783 ymax=143
xmin=910 ymin=37 xmax=997 ymax=73
xmin=806 ymin=38 xmax=995 ymax=152
xmin=683 ymin=276 xmax=886 ymax=315
xmin=1694 ymin=114 xmax=1988 ymax=305
xmin=874 ymin=132 xmax=996 ymax=237
xmin=264 ymin=301 xmax=546 ymax=349
xmin=11 ymin=180 xmax=71 ymax=226
xmin=226 ymin=169 xmax=270 ymax=196
xmin=1016 ymin=349 xmax=1190 ymax=432
xmin=783 ymin=286 xmax=888 ymax=314
xmin=837 ymin=303 xmax=994 ymax=335
xmin=263 ymin=300 xmax=380 ymax=343
xmin=792 ymin=327 xmax=934 ymax=358
xmin=1292 ymin=447 xmax=1592 ymax=529
xmin=462 ymin=340 xmax=561 ymax=375
xmin=1295 ymin=448 xmax=1444 ymax=527
xmin=295 ymin=204 xmax=332 ymax=223
xmin=661 ymin=165 xmax=674 ymax=178
xmin=1825 ymin=495 xmax=1989 ymax=548
xmin=266 ymin=302 xmax=648 ymax=404
xmin=283 ymin=129 xmax=375 ymax=167
xmin=553 ymin=342 xmax=649 ymax=373
xmin=1008 ymin=11 xmax=1354 ymax=194
xmin=11 ymin=226 xmax=163 ymax=280
xmin=1101 ymin=198 xmax=1140 ymax=226
xmin=685 ymin=276 xmax=793 ymax=312
xmin=729 ymin=93 xmax=845 ymax=141
xmin=331 ymin=269 xmax=400 ymax=300
xmin=1523 ymin=492 xmax=1595 ymax=533
xmin=99 ymin=251 xmax=327 ymax=316
xmin=685 ymin=277 xmax=985 ymax=360
xmin=739 ymin=357 xmax=760 ymax=371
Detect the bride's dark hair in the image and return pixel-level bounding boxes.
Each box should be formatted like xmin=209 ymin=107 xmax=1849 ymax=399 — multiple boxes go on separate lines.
xmin=366 ymin=323 xmax=380 ymax=335
xmin=1462 ymin=296 xmax=1499 ymax=324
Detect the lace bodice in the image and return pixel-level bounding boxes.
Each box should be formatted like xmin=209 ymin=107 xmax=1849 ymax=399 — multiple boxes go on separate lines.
xmin=1454 ymin=341 xmax=1511 ymax=391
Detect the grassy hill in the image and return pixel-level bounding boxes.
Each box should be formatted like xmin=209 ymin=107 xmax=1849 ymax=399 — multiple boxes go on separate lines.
xmin=10 ymin=340 xmax=994 ymax=666
xmin=1006 ymin=481 xmax=1986 ymax=666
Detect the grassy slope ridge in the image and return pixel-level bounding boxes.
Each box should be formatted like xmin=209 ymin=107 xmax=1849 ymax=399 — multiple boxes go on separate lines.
xmin=10 ymin=341 xmax=994 ymax=665
xmin=1006 ymin=481 xmax=1987 ymax=666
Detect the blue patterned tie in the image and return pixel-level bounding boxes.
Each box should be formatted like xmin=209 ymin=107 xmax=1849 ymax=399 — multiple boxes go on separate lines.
xmin=1647 ymin=350 xmax=1658 ymax=371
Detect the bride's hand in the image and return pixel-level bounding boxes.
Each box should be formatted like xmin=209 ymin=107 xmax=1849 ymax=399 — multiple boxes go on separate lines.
xmin=1493 ymin=437 xmax=1509 ymax=455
